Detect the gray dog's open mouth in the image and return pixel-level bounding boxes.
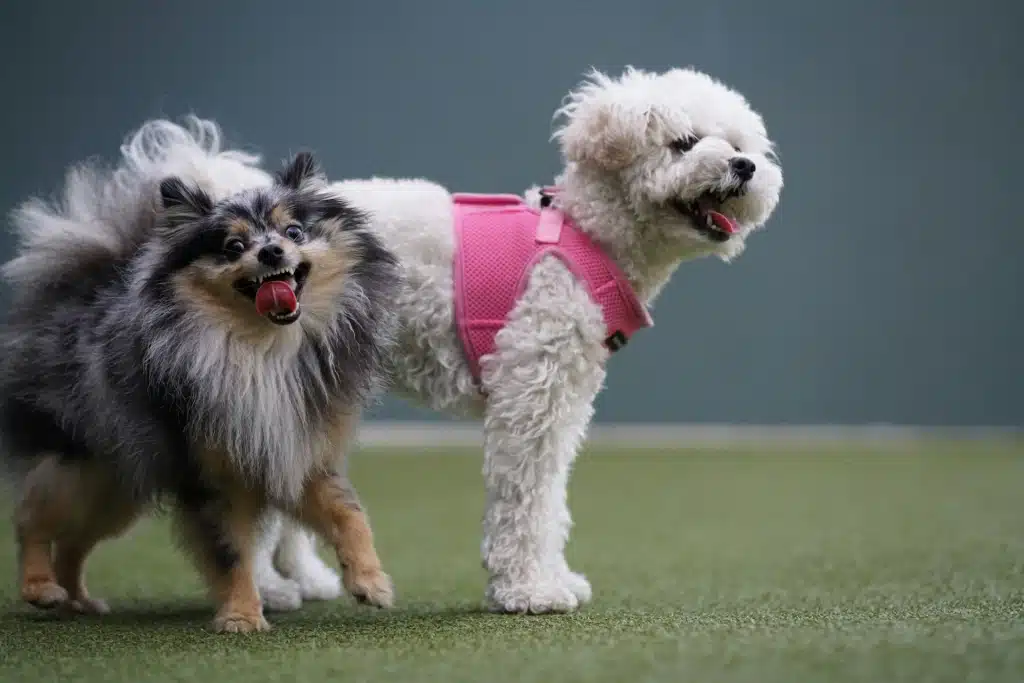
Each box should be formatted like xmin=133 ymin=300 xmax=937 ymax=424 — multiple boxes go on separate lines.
xmin=232 ymin=262 xmax=311 ymax=325
xmin=671 ymin=190 xmax=740 ymax=243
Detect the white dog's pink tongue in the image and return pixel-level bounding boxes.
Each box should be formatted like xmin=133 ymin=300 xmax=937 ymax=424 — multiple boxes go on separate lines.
xmin=707 ymin=211 xmax=736 ymax=234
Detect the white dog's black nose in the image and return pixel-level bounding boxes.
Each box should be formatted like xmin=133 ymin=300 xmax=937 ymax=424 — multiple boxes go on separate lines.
xmin=730 ymin=157 xmax=756 ymax=182
xmin=258 ymin=243 xmax=286 ymax=267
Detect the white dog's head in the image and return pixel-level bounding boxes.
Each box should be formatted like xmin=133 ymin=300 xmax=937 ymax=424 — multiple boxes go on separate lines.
xmin=553 ymin=67 xmax=783 ymax=268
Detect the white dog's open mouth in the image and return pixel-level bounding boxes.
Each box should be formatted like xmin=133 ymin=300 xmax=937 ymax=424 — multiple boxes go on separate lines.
xmin=671 ymin=192 xmax=738 ymax=243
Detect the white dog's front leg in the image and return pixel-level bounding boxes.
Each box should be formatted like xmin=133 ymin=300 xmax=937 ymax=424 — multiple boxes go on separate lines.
xmin=481 ymin=406 xmax=590 ymax=614
xmin=480 ymin=256 xmax=606 ymax=614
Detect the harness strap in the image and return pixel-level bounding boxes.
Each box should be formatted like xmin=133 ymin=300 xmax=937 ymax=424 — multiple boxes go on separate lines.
xmin=536 ymin=186 xmax=639 ymax=354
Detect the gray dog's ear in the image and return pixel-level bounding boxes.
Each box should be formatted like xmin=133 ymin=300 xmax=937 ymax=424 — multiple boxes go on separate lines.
xmin=553 ymin=68 xmax=661 ymax=170
xmin=159 ymin=177 xmax=213 ymax=227
xmin=277 ymin=151 xmax=325 ymax=191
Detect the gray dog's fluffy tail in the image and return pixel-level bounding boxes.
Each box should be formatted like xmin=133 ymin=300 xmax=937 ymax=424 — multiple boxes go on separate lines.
xmin=2 ymin=116 xmax=273 ymax=295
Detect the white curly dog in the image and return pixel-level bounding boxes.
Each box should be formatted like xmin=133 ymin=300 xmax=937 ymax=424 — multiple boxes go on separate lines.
xmin=254 ymin=66 xmax=784 ymax=614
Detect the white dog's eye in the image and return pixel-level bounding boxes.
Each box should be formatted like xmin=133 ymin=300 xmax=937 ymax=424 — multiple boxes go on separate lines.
xmin=670 ymin=136 xmax=700 ymax=153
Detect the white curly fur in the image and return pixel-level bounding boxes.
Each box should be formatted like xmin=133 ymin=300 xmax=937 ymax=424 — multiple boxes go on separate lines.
xmin=3 ymin=117 xmax=272 ymax=293
xmin=254 ymin=512 xmax=342 ymax=612
xmin=257 ymin=66 xmax=783 ymax=612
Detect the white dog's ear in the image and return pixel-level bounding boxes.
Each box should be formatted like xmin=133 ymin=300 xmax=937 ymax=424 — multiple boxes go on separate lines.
xmin=554 ymin=69 xmax=662 ymax=171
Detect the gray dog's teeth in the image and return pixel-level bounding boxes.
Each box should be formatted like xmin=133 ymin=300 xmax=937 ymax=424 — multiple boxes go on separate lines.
xmin=255 ymin=268 xmax=295 ymax=285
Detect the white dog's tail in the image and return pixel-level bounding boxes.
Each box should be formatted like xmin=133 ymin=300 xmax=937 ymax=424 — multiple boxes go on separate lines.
xmin=2 ymin=116 xmax=273 ymax=293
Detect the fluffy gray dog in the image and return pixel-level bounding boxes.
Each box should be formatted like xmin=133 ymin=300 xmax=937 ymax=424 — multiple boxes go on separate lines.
xmin=0 ymin=119 xmax=401 ymax=632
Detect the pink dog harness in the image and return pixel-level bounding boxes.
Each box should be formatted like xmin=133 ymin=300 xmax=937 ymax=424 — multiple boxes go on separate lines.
xmin=452 ymin=189 xmax=653 ymax=383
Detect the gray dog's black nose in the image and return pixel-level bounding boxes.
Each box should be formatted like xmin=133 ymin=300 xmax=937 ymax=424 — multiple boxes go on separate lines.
xmin=730 ymin=157 xmax=756 ymax=182
xmin=257 ymin=244 xmax=285 ymax=267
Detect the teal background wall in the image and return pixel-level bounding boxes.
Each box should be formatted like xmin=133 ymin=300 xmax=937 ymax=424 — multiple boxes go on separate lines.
xmin=1 ymin=0 xmax=1020 ymax=425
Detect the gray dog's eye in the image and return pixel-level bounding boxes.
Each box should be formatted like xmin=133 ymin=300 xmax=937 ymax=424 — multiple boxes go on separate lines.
xmin=224 ymin=238 xmax=245 ymax=254
xmin=670 ymin=136 xmax=699 ymax=153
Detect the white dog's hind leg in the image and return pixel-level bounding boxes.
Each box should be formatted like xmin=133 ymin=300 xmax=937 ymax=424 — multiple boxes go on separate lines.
xmin=254 ymin=511 xmax=303 ymax=612
xmin=274 ymin=517 xmax=343 ymax=602
xmin=480 ymin=256 xmax=606 ymax=614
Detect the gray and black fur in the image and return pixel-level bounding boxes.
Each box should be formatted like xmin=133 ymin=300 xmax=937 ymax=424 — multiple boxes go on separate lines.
xmin=1 ymin=146 xmax=399 ymax=503
xmin=0 ymin=119 xmax=401 ymax=625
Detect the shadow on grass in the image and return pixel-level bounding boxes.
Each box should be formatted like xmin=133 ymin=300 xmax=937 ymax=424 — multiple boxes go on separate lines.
xmin=3 ymin=599 xmax=574 ymax=645
xmin=7 ymin=600 xmax=211 ymax=626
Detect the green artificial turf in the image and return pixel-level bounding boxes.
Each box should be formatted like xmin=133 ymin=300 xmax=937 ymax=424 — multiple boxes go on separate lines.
xmin=0 ymin=442 xmax=1022 ymax=682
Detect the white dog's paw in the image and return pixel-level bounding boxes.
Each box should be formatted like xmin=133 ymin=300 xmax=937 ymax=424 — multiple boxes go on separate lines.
xmin=558 ymin=569 xmax=593 ymax=605
xmin=486 ymin=576 xmax=580 ymax=614
xmin=294 ymin=562 xmax=343 ymax=602
xmin=258 ymin=576 xmax=303 ymax=613
xmin=273 ymin=526 xmax=343 ymax=603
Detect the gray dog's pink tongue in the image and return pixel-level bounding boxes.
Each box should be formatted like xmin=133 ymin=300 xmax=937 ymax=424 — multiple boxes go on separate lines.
xmin=707 ymin=210 xmax=736 ymax=234
xmin=255 ymin=281 xmax=298 ymax=317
